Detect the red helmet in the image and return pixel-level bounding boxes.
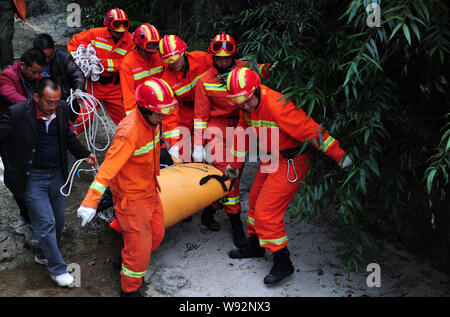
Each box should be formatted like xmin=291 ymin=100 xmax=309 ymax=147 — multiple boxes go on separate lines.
xmin=159 ymin=35 xmax=187 ymax=64
xmin=136 ymin=78 xmax=177 ymax=115
xmin=103 ymin=8 xmax=129 ymax=33
xmin=208 ymin=32 xmax=238 ymax=57
xmin=132 ymin=23 xmax=160 ymax=53
xmin=226 ymin=66 xmax=261 ymax=104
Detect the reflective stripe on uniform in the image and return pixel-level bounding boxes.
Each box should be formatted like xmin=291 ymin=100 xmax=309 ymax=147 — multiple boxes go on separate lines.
xmin=231 ymin=147 xmax=247 ymax=158
xmin=248 ymin=119 xmax=278 ymax=128
xmin=121 ymin=265 xmax=146 ymax=278
xmin=320 ymin=136 xmax=336 ymax=152
xmin=134 ymin=131 xmax=160 ymax=156
xmin=220 ymin=195 xmax=240 ymax=205
xmin=194 ymin=121 xmax=207 ymax=130
xmin=106 ymin=59 xmax=114 ymax=72
xmin=89 ymin=180 xmax=106 ymax=195
xmin=203 ymin=83 xmax=227 ymax=92
xmin=259 ymin=235 xmax=288 ymax=247
xmin=113 ymin=47 xmax=128 ymax=56
xmin=91 ymin=40 xmax=112 ymax=51
xmin=133 ymin=67 xmax=164 ymax=80
xmin=174 ymin=72 xmax=205 ymax=96
xmin=163 ymin=129 xmax=180 ymax=139
xmin=247 ymin=216 xmax=255 ymax=227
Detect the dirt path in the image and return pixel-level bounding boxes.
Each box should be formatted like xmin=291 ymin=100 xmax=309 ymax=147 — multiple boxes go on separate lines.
xmin=1 ymin=161 xmax=449 ymax=297
xmin=0 ymin=8 xmax=449 ymax=298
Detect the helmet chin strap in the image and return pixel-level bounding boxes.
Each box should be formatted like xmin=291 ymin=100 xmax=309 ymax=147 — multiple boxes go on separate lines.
xmin=213 ymin=58 xmax=235 ymax=75
xmin=137 ymin=105 xmax=157 ymax=126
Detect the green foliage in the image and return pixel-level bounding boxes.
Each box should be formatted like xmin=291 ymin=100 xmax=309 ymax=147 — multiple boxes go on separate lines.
xmin=79 ymin=0 xmax=449 ymax=273
xmin=178 ymin=0 xmax=449 ymax=273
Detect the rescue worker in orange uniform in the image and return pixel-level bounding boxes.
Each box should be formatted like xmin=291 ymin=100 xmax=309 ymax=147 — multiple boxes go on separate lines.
xmin=159 ymin=34 xmax=212 ymax=160
xmin=67 ymin=8 xmax=134 ymax=134
xmin=119 ymin=24 xmax=180 ymax=162
xmin=77 ymin=78 xmax=178 ymax=297
xmin=224 ymin=66 xmax=353 ymax=284
xmin=193 ymin=32 xmax=272 ymax=248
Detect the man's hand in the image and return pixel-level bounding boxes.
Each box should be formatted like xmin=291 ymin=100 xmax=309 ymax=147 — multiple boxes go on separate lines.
xmin=225 ymin=165 xmax=239 ymax=179
xmin=268 ymin=61 xmax=278 ymax=74
xmin=192 ymin=145 xmax=204 ymax=163
xmin=85 ymin=153 xmax=98 ymax=167
xmin=169 ymin=146 xmax=183 ymax=165
xmin=77 ymin=206 xmax=96 ymax=227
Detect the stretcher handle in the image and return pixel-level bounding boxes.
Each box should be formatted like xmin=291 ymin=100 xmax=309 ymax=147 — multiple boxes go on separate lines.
xmin=199 ymin=174 xmax=236 ymax=193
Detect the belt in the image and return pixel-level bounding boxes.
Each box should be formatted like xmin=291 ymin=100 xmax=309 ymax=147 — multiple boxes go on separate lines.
xmin=98 ymin=74 xmax=120 ymax=85
xmin=183 ymin=101 xmax=194 ymax=107
xmin=279 ymin=145 xmax=304 ymax=159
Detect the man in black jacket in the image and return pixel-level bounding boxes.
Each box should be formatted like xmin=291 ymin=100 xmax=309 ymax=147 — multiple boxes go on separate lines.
xmin=0 ymin=77 xmax=97 ymax=287
xmin=33 ymin=33 xmax=86 ymax=121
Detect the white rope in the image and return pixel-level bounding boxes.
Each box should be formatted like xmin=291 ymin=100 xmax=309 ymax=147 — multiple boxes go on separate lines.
xmin=71 ymin=44 xmax=104 ymax=82
xmin=60 ymin=89 xmax=116 ymax=197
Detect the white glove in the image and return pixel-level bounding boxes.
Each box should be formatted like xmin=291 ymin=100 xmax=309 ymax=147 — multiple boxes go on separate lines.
xmin=77 ymin=206 xmax=96 ymax=227
xmin=225 ymin=165 xmax=239 ymax=179
xmin=339 ymin=155 xmax=353 ymax=169
xmin=203 ymin=144 xmax=212 ymax=164
xmin=269 ymin=61 xmax=279 ymax=73
xmin=192 ymin=145 xmax=204 ymax=162
xmin=169 ymin=145 xmax=182 ymax=163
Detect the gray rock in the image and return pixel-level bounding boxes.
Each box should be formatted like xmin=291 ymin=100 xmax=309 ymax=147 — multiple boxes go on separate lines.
xmin=0 ymin=231 xmax=8 ymax=243
xmin=149 ymin=266 xmax=189 ymax=295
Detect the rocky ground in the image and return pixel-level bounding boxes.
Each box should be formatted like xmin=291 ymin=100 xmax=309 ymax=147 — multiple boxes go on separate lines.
xmin=0 ymin=3 xmax=449 ymax=298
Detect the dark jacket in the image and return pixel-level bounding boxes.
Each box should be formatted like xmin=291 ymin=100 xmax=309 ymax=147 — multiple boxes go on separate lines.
xmin=48 ymin=48 xmax=86 ymax=101
xmin=0 ymin=98 xmax=91 ymax=198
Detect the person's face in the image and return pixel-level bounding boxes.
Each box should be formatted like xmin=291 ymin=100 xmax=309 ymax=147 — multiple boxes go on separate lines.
xmin=168 ymin=55 xmax=185 ymax=72
xmin=137 ymin=47 xmax=154 ymax=60
xmin=42 ymin=48 xmax=55 ymax=63
xmin=20 ymin=62 xmax=44 ymax=81
xmin=33 ymin=86 xmax=61 ymax=117
xmin=108 ymin=28 xmax=125 ymax=40
xmin=238 ymin=94 xmax=259 ymax=113
xmin=146 ymin=112 xmax=166 ymax=126
xmin=213 ymin=56 xmax=233 ymax=71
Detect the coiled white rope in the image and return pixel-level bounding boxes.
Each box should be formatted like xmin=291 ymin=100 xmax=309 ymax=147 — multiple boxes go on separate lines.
xmin=59 ymin=90 xmax=115 ymax=197
xmin=71 ymin=44 xmax=104 ymax=82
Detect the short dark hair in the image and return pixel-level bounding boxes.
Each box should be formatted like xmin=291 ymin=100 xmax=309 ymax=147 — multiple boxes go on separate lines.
xmin=20 ymin=48 xmax=47 ymax=67
xmin=33 ymin=33 xmax=55 ymax=51
xmin=36 ymin=77 xmax=60 ymax=97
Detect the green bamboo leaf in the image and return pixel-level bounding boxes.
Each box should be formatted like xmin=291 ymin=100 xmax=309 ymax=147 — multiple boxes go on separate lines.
xmin=426 ymin=169 xmax=437 ymax=194
xmin=410 ymin=22 xmax=421 ymax=42
xmin=402 ymin=24 xmax=412 ymax=46
xmin=389 ymin=23 xmax=404 ymax=41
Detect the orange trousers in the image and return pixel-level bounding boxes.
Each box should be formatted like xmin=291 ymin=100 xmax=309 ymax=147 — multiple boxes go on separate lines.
xmin=76 ymin=81 xmax=126 ymax=134
xmin=114 ymin=194 xmax=165 ymax=293
xmin=247 ymin=152 xmax=311 ymax=252
xmin=206 ymin=117 xmax=241 ymax=215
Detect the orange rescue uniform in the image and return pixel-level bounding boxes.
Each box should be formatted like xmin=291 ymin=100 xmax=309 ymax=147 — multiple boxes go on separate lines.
xmin=119 ymin=49 xmax=178 ymax=148
xmin=67 ymin=27 xmax=134 ymax=133
xmin=229 ymin=85 xmax=346 ymax=252
xmin=81 ymin=109 xmax=164 ymax=293
xmin=194 ymin=61 xmax=271 ymax=214
xmin=160 ymin=51 xmax=212 ymax=134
